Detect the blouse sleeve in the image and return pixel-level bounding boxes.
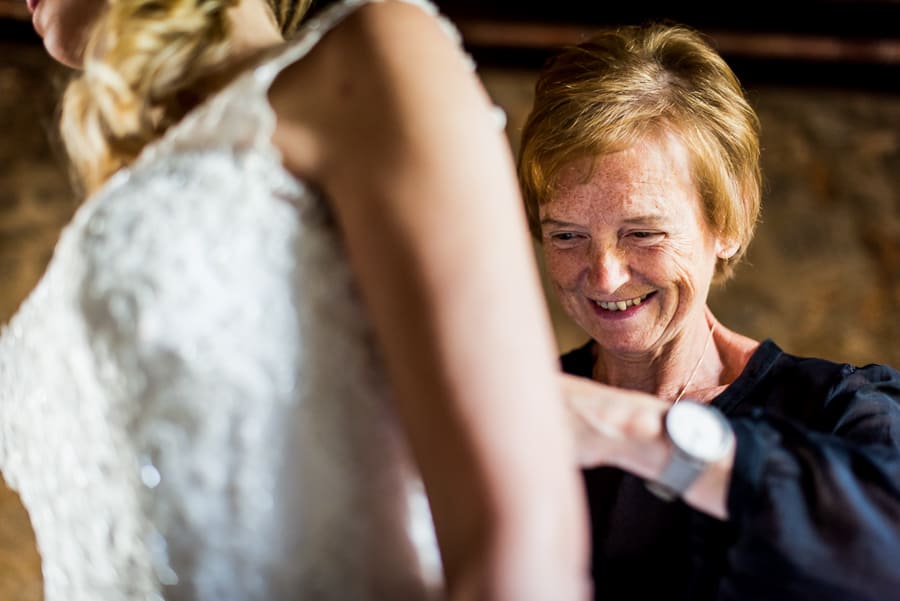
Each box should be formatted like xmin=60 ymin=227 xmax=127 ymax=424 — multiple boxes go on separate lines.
xmin=725 ymin=364 xmax=900 ymax=601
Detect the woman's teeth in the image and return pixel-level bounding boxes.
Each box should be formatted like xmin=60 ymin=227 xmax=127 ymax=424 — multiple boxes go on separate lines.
xmin=593 ymin=293 xmax=650 ymax=311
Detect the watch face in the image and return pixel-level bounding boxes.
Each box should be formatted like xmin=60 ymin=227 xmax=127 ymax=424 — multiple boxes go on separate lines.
xmin=666 ymin=401 xmax=733 ymax=461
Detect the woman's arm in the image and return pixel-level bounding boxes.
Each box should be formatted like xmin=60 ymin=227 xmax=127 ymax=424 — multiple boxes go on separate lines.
xmin=270 ymin=3 xmax=590 ymax=599
xmin=561 ymin=373 xmax=735 ymax=519
xmin=561 ymin=367 xmax=900 ymax=600
xmin=724 ymin=369 xmax=900 ymax=600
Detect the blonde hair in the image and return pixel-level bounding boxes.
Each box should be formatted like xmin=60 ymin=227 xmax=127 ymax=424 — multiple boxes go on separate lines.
xmin=60 ymin=0 xmax=311 ymax=196
xmin=518 ymin=23 xmax=761 ymax=282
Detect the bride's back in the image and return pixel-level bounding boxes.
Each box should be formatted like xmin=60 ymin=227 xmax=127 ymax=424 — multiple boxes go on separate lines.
xmin=1 ymin=2 xmax=447 ymax=598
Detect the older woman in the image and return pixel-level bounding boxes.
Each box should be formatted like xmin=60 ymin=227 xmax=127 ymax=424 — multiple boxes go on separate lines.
xmin=518 ymin=22 xmax=900 ymax=601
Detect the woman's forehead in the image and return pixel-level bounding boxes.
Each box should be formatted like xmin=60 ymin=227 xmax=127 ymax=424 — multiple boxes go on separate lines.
xmin=548 ymin=138 xmax=699 ymax=215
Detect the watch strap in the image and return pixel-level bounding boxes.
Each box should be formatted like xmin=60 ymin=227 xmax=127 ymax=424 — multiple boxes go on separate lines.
xmin=645 ymin=449 xmax=706 ymax=501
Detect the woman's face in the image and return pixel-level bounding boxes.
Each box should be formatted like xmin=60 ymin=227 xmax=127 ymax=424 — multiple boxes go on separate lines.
xmin=540 ymin=133 xmax=732 ymax=359
xmin=28 ymin=0 xmax=106 ymax=67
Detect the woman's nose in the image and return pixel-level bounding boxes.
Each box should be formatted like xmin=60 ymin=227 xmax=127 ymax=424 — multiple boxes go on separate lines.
xmin=587 ymin=246 xmax=630 ymax=294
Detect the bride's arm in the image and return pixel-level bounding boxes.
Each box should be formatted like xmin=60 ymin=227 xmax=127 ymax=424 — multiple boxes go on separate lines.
xmin=269 ymin=3 xmax=589 ymax=600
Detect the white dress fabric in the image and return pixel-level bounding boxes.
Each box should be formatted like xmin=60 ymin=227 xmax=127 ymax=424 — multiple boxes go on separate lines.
xmin=0 ymin=0 xmax=473 ymax=598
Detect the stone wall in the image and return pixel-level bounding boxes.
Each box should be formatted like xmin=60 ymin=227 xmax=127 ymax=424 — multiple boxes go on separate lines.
xmin=0 ymin=43 xmax=898 ymax=597
xmin=0 ymin=44 xmax=74 ymax=324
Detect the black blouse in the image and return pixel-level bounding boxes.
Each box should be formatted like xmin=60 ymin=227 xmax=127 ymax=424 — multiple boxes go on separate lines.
xmin=562 ymin=339 xmax=900 ymax=601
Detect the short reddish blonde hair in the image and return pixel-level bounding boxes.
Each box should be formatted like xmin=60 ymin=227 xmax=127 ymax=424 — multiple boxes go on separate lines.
xmin=517 ymin=23 xmax=762 ymax=282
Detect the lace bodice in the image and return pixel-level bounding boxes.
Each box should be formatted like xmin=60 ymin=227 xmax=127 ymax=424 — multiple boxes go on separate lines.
xmin=0 ymin=1 xmax=463 ymax=598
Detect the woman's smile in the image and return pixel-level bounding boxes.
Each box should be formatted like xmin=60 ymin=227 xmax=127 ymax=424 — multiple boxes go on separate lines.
xmin=588 ymin=291 xmax=656 ymax=320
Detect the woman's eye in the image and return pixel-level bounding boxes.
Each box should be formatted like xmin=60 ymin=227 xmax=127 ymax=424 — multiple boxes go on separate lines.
xmin=628 ymin=231 xmax=664 ymax=242
xmin=544 ymin=232 xmax=585 ymax=248
xmin=548 ymin=232 xmax=585 ymax=243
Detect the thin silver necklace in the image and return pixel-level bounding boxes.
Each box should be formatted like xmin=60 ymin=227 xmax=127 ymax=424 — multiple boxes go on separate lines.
xmin=672 ymin=322 xmax=717 ymax=405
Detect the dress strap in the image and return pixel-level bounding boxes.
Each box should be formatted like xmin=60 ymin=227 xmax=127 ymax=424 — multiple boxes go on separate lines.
xmin=128 ymin=0 xmax=469 ymax=172
xmin=252 ymin=0 xmax=467 ymax=90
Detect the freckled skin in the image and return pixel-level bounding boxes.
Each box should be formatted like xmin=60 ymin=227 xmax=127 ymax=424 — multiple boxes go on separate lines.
xmin=539 ymin=133 xmax=726 ymax=366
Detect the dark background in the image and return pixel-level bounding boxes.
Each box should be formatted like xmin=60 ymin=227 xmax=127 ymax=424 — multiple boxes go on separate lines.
xmin=432 ymin=0 xmax=900 ymax=91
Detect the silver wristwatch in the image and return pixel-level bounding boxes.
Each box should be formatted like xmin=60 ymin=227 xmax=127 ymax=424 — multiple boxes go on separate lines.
xmin=645 ymin=400 xmax=735 ymax=502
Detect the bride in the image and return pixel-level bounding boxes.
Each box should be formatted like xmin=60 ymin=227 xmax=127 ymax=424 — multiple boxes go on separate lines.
xmin=0 ymin=0 xmax=589 ymax=599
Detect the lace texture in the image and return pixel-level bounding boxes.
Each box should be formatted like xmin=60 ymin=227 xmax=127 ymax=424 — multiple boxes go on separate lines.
xmin=0 ymin=0 xmax=463 ymax=598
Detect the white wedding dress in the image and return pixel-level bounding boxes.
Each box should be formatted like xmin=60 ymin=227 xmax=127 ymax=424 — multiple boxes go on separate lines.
xmin=0 ymin=0 xmax=462 ymax=598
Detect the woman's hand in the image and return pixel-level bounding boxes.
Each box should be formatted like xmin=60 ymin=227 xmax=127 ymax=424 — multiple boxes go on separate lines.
xmin=560 ymin=372 xmax=735 ymax=519
xmin=560 ymin=373 xmax=669 ymax=472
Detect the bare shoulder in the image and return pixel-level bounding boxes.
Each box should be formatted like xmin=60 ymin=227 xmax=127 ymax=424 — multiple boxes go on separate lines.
xmin=277 ymin=0 xmax=468 ymax=89
xmin=268 ymin=0 xmax=488 ymax=180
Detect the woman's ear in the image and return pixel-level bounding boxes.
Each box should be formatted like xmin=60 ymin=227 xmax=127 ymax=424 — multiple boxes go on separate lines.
xmin=715 ymin=237 xmax=740 ymax=260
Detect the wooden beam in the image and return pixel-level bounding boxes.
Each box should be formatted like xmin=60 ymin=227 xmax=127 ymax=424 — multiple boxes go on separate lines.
xmin=456 ymin=19 xmax=900 ymax=66
xmin=3 ymin=4 xmax=897 ymax=67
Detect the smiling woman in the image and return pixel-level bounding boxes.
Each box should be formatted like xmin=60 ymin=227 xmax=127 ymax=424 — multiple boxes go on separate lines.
xmin=518 ymin=21 xmax=900 ymax=601
xmin=538 ymin=132 xmax=735 ymax=363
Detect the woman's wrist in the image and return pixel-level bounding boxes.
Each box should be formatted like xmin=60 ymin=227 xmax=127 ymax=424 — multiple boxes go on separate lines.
xmin=608 ymin=402 xmax=671 ymax=478
xmin=682 ymin=444 xmax=736 ymax=520
xmin=606 ymin=400 xmax=733 ymax=518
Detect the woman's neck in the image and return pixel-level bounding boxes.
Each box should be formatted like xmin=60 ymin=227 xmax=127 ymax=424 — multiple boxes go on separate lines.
xmin=591 ymin=309 xmax=728 ymax=403
xmin=227 ymin=0 xmax=284 ymax=59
